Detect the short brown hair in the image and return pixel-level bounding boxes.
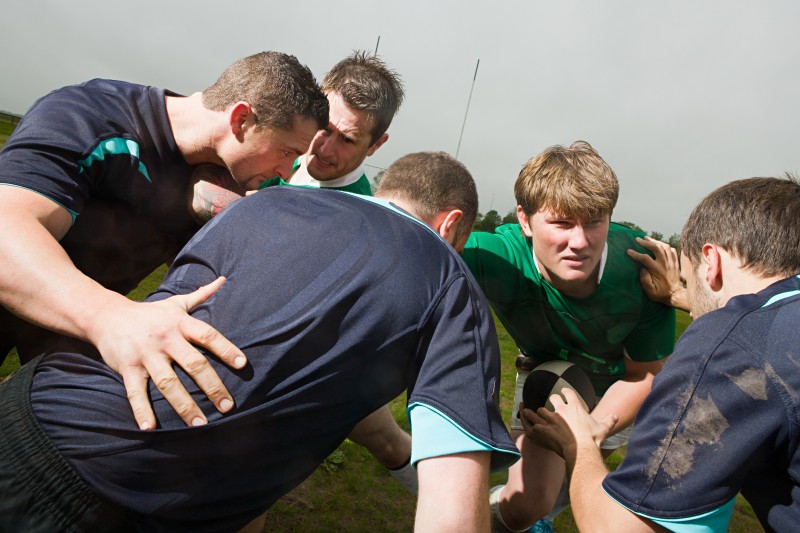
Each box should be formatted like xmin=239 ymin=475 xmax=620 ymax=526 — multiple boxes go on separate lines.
xmin=514 ymin=140 xmax=619 ymax=220
xmin=376 ymin=152 xmax=477 ymax=245
xmin=322 ymin=51 xmax=404 ymax=144
xmin=202 ymin=51 xmax=328 ymax=131
xmin=681 ymin=175 xmax=800 ymax=278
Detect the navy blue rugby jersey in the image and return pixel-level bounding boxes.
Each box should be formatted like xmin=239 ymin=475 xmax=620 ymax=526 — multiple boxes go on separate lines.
xmin=30 ymin=187 xmax=517 ymax=532
xmin=604 ymin=274 xmax=800 ymax=532
xmin=0 ymin=79 xmax=198 ymax=292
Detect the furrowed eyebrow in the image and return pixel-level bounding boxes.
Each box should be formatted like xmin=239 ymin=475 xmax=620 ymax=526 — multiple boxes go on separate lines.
xmin=338 ymin=129 xmax=358 ymax=143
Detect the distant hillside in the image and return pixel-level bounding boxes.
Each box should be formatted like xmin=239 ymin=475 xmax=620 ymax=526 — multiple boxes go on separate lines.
xmin=0 ymin=110 xmax=22 ymax=123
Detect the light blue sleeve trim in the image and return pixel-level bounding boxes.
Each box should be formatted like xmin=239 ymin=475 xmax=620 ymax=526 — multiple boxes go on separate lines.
xmin=762 ymin=276 xmax=800 ymax=307
xmin=346 ymin=194 xmax=444 ymax=241
xmin=77 ymin=137 xmax=151 ymax=182
xmin=604 ymin=486 xmax=736 ymax=533
xmin=408 ymin=402 xmax=520 ymax=470
xmin=0 ymin=183 xmax=78 ymax=223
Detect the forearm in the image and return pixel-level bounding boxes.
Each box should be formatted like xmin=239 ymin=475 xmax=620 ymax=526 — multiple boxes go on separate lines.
xmin=568 ymin=443 xmax=659 ymax=533
xmin=0 ymin=210 xmax=128 ymax=343
xmin=592 ymin=372 xmax=656 ymax=432
xmin=0 ymin=186 xmax=243 ymax=430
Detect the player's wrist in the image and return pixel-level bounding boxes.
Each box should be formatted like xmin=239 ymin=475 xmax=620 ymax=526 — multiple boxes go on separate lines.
xmin=82 ymin=291 xmax=137 ymax=346
xmin=668 ymin=287 xmax=690 ymax=312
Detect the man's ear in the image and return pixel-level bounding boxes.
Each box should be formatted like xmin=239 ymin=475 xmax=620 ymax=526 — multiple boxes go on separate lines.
xmin=434 ymin=209 xmax=464 ymax=249
xmin=229 ymin=102 xmax=253 ymax=139
xmin=702 ymin=243 xmax=723 ymax=291
xmin=366 ymin=133 xmax=389 ymax=157
xmin=516 ymin=206 xmax=533 ymax=237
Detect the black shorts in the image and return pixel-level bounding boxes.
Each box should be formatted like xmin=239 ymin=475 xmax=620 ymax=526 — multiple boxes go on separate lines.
xmin=0 ymin=355 xmax=135 ymax=532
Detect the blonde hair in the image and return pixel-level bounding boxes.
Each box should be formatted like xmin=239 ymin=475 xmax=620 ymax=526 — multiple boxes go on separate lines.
xmin=514 ymin=140 xmax=618 ymax=220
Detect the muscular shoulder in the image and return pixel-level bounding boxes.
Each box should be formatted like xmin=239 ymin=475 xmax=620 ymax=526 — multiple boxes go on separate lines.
xmin=461 ymin=224 xmax=538 ymax=302
xmin=597 ymin=223 xmax=649 ymax=295
xmin=606 ymin=223 xmax=646 ymax=270
xmin=462 ymin=224 xmax=531 ymax=271
xmin=25 ymin=80 xmax=153 ymax=122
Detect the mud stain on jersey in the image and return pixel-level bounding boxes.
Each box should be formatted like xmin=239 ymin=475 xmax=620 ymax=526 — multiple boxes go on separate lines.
xmin=787 ymin=348 xmax=800 ymax=368
xmin=646 ymin=390 xmax=729 ymax=488
xmin=725 ymin=367 xmax=768 ymax=400
xmin=764 ymin=361 xmax=799 ymax=401
xmin=644 ymin=385 xmax=693 ymax=482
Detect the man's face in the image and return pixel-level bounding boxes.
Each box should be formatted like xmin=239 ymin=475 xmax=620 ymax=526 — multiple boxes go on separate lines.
xmin=227 ymin=116 xmax=318 ymax=190
xmin=680 ymin=252 xmax=719 ymax=319
xmin=519 ymin=207 xmax=610 ymax=295
xmin=304 ymin=92 xmax=386 ymax=181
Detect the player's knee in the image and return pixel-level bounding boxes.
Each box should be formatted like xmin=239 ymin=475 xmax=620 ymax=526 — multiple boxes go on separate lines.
xmin=368 ymin=437 xmax=411 ymax=467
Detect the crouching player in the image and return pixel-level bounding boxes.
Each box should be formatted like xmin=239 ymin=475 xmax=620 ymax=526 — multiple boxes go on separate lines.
xmin=461 ymin=140 xmax=676 ymax=532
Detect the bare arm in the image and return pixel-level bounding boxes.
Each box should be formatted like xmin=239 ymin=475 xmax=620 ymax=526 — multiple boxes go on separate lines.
xmin=591 ymin=357 xmax=667 ymax=433
xmin=524 ymin=390 xmax=666 ymax=533
xmin=627 ymin=236 xmax=689 ymax=312
xmin=415 ymin=452 xmax=491 ymax=532
xmin=188 ymin=164 xmax=246 ymax=223
xmin=0 ymin=185 xmax=246 ymax=430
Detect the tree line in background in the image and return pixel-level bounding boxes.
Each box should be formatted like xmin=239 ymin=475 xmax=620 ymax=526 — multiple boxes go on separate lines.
xmin=473 ymin=209 xmax=682 ymax=250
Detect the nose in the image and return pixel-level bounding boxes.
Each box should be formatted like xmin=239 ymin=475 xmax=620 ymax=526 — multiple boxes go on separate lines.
xmin=275 ymin=157 xmax=293 ymax=179
xmin=315 ymin=132 xmax=335 ymax=159
xmin=568 ymin=225 xmax=589 ymax=249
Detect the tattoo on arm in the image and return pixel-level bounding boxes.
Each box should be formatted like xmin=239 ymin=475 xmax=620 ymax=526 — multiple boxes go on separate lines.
xmin=189 ymin=165 xmax=245 ymax=223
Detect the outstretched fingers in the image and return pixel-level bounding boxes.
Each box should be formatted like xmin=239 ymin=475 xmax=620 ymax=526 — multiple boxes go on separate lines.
xmin=90 ymin=279 xmax=247 ymax=430
xmin=121 ymin=367 xmax=157 ymax=431
xmin=174 ymin=276 xmax=247 ymax=370
xmin=160 ymin=277 xmax=244 ymax=420
xmin=120 ymin=346 xmax=215 ymax=429
xmin=175 ymin=319 xmax=240 ymax=415
xmin=178 ymin=276 xmax=227 ymax=310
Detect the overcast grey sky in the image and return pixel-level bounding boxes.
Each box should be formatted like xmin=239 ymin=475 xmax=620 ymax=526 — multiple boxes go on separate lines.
xmin=3 ymin=0 xmax=798 ymax=236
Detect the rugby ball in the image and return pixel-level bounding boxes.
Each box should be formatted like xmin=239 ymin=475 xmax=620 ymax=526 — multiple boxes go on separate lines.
xmin=522 ymin=361 xmax=597 ymax=412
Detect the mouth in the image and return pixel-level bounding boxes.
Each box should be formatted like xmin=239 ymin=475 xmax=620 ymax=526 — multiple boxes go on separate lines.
xmin=562 ymin=255 xmax=589 ymax=266
xmin=311 ymin=153 xmax=334 ymax=168
xmin=245 ymin=175 xmax=265 ymax=190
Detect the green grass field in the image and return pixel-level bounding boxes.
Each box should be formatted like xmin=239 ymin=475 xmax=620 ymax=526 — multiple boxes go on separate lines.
xmin=0 ymin=120 xmax=16 ymax=146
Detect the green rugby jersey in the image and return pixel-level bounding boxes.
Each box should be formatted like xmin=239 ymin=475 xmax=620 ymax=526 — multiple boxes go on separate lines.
xmin=462 ymin=223 xmax=675 ymax=394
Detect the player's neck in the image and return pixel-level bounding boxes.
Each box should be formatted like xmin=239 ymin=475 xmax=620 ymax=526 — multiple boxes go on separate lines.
xmin=717 ymin=251 xmax=790 ymax=308
xmin=166 ymin=93 xmax=226 ymax=166
xmin=535 ymin=256 xmax=600 ymax=299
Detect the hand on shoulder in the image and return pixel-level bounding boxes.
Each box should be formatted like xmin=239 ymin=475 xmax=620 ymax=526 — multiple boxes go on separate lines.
xmin=627 ymin=236 xmax=689 ymax=311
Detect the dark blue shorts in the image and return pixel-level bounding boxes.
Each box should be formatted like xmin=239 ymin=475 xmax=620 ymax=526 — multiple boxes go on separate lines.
xmin=0 ymin=356 xmax=135 ymax=532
